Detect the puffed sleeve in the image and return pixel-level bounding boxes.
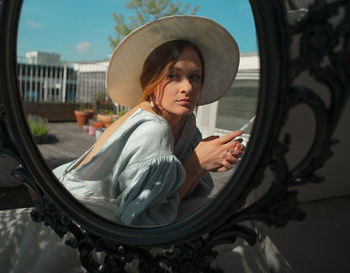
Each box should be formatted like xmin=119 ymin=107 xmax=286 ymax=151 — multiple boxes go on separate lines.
xmin=115 ymin=155 xmax=185 ymax=226
xmin=114 ymin=119 xmax=186 ymax=226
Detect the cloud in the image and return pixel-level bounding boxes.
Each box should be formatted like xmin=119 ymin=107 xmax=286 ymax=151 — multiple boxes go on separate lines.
xmin=26 ymin=21 xmax=42 ymax=28
xmin=76 ymin=42 xmax=92 ymax=53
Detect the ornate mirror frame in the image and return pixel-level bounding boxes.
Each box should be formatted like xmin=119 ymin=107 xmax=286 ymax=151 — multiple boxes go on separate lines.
xmin=0 ymin=0 xmax=349 ymax=272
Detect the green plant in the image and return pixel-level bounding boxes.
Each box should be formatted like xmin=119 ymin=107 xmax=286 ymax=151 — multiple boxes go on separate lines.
xmin=92 ymin=90 xmax=114 ymax=114
xmin=108 ymin=0 xmax=199 ymax=49
xmin=118 ymin=109 xmax=126 ymax=116
xmin=77 ymin=102 xmax=91 ymax=111
xmin=27 ymin=115 xmax=48 ymax=137
xmin=92 ymin=91 xmax=106 ymax=105
xmin=94 ymin=91 xmax=106 ymax=100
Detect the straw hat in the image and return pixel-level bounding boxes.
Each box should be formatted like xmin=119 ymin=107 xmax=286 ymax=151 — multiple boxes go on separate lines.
xmin=107 ymin=15 xmax=239 ymax=107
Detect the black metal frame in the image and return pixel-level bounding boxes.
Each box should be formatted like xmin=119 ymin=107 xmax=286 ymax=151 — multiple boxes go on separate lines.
xmin=0 ymin=0 xmax=348 ymax=272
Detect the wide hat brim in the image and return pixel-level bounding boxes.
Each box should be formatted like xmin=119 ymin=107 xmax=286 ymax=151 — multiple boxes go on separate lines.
xmin=107 ymin=15 xmax=240 ymax=107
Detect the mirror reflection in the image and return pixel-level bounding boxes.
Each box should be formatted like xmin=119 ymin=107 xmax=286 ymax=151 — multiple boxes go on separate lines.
xmin=17 ymin=0 xmax=259 ymax=227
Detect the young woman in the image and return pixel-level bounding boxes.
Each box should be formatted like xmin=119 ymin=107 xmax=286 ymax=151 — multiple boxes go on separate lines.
xmin=53 ymin=15 xmax=244 ymax=226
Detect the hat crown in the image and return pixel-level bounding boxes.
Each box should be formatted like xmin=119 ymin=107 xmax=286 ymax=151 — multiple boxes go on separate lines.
xmin=107 ymin=15 xmax=239 ymax=107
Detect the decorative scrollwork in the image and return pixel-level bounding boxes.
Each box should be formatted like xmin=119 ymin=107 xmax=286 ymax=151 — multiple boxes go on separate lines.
xmin=287 ymin=0 xmax=349 ymax=180
xmin=29 ymin=195 xmax=226 ymax=273
xmin=209 ymin=0 xmax=349 ymax=255
xmin=0 ymin=0 xmax=349 ymax=272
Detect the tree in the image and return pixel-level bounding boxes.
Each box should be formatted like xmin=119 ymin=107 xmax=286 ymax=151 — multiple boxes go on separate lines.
xmin=108 ymin=0 xmax=199 ymax=49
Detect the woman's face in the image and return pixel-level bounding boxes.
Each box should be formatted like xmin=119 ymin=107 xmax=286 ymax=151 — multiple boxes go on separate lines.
xmin=154 ymin=47 xmax=203 ymax=118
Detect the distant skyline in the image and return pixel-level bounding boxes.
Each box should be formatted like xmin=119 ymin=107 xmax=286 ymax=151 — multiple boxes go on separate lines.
xmin=18 ymin=0 xmax=258 ymax=62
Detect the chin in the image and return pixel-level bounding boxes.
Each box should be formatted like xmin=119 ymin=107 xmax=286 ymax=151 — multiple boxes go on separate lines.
xmin=177 ymin=106 xmax=194 ymax=115
xmin=168 ymin=108 xmax=193 ymax=118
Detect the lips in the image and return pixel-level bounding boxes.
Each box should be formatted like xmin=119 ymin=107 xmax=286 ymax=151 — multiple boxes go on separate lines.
xmin=176 ymin=97 xmax=191 ymax=103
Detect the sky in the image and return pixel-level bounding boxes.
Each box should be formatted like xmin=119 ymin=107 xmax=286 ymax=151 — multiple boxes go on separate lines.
xmin=17 ymin=0 xmax=258 ymax=62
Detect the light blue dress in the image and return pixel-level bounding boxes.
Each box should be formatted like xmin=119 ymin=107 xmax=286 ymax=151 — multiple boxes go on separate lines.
xmin=53 ymin=108 xmax=213 ymax=226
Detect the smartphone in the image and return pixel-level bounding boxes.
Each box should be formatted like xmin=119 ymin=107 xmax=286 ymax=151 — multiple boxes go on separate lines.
xmin=230 ymin=116 xmax=256 ymax=144
xmin=239 ymin=115 xmax=256 ymax=133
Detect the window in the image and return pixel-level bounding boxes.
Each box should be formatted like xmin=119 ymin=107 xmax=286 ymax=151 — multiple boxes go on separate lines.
xmin=216 ymin=79 xmax=259 ymax=131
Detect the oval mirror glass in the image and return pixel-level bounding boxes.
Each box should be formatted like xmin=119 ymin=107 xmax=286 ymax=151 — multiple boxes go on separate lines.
xmin=17 ymin=0 xmax=259 ymax=227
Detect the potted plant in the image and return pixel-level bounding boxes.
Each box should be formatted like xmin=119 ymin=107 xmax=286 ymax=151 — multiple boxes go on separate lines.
xmin=27 ymin=114 xmax=49 ymax=144
xmin=74 ymin=103 xmax=94 ymax=128
xmin=74 ymin=112 xmax=86 ymax=128
xmin=95 ymin=127 xmax=105 ymax=140
xmin=82 ymin=124 xmax=89 ymax=132
xmin=88 ymin=119 xmax=95 ymax=136
xmin=117 ymin=109 xmax=126 ymax=117
xmin=93 ymin=90 xmax=116 ymax=122
xmin=97 ymin=109 xmax=114 ymax=123
xmin=84 ymin=108 xmax=94 ymax=120
xmin=93 ymin=119 xmax=104 ymax=129
xmin=104 ymin=116 xmax=118 ymax=128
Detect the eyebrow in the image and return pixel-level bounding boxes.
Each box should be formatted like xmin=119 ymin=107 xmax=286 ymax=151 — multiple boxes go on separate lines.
xmin=172 ymin=67 xmax=202 ymax=73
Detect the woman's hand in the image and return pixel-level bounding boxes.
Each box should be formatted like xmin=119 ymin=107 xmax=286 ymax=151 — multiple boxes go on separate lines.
xmin=194 ymin=130 xmax=245 ymax=173
xmin=179 ymin=130 xmax=245 ymax=200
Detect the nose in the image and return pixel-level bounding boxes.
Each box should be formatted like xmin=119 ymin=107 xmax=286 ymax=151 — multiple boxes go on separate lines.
xmin=179 ymin=77 xmax=192 ymax=94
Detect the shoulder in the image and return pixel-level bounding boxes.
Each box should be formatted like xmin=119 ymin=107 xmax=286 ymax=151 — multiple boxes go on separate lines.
xmin=122 ymin=110 xmax=174 ymax=160
xmin=130 ymin=110 xmax=173 ymax=143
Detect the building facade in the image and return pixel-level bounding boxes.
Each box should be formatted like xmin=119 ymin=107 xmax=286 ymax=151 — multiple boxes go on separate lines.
xmin=17 ymin=51 xmax=77 ymax=102
xmin=72 ymin=60 xmax=109 ymax=104
xmin=17 ymin=51 xmax=259 ymax=124
xmin=25 ymin=51 xmax=61 ymax=66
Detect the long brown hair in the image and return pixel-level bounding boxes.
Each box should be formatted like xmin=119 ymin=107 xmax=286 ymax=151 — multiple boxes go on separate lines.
xmin=139 ymin=40 xmax=205 ymax=101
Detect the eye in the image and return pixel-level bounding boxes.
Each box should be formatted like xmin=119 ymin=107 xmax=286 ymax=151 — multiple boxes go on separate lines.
xmin=167 ymin=73 xmax=178 ymax=80
xmin=191 ymin=74 xmax=201 ymax=80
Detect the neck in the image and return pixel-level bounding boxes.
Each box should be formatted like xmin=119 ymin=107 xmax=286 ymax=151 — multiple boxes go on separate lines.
xmin=161 ymin=112 xmax=187 ymax=144
xmin=138 ymin=101 xmax=188 ymax=143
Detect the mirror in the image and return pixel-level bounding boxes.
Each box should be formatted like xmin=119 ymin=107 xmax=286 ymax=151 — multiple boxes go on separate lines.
xmin=2 ymin=0 xmax=348 ymax=270
xmin=17 ymin=0 xmax=259 ymax=226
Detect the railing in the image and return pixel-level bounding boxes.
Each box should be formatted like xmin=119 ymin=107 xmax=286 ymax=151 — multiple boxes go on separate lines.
xmin=114 ymin=103 xmax=131 ymax=115
xmin=17 ymin=60 xmax=77 ymax=103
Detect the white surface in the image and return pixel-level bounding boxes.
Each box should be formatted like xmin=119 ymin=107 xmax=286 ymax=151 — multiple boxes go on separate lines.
xmin=0 ymin=208 xmax=84 ymax=273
